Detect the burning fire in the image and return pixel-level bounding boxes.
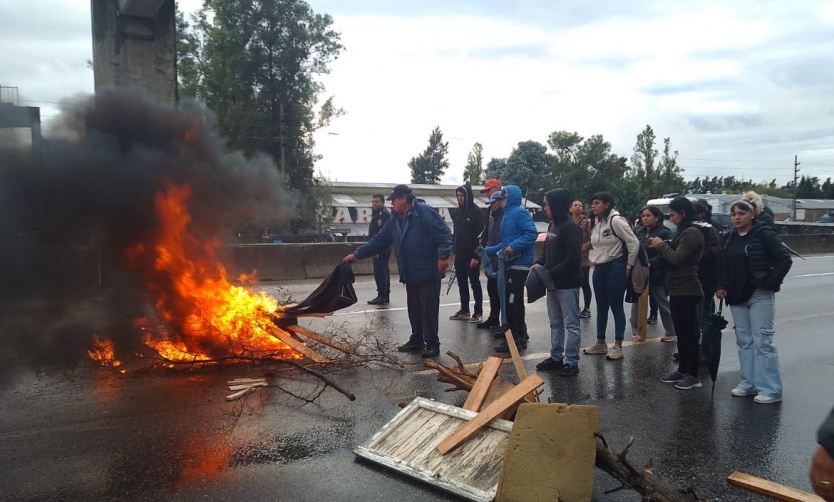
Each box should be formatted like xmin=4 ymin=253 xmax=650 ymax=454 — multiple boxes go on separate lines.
xmin=91 ymin=182 xmax=299 ymax=367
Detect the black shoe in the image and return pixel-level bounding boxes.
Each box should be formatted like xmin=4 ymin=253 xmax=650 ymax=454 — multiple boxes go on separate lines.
xmin=698 ymin=353 xmax=708 ymax=366
xmin=397 ymin=341 xmax=425 ymax=353
xmin=673 ymin=352 xmax=679 ymax=361
xmin=477 ymin=318 xmax=499 ymax=329
xmin=492 ymin=324 xmax=509 ymax=338
xmin=536 ymin=358 xmax=564 ymax=371
xmin=421 ymin=346 xmax=440 ymax=358
xmin=495 ymin=338 xmax=526 ymax=353
xmin=558 ymin=364 xmax=579 ymax=377
xmin=647 ymin=314 xmax=658 ymax=324
xmin=368 ymin=296 xmax=386 ymax=305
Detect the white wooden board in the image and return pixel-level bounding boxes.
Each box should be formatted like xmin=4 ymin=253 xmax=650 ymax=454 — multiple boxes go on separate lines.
xmin=354 ymin=397 xmax=513 ymax=502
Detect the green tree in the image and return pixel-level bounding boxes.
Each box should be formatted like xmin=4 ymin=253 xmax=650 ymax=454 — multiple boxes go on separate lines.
xmin=796 ymin=175 xmax=822 ymax=198
xmin=822 ymin=178 xmax=834 ymax=199
xmin=657 ymin=137 xmax=686 ymax=195
xmin=462 ymin=142 xmax=484 ymax=184
xmin=177 ymin=0 xmax=344 ymax=232
xmin=409 ymin=126 xmax=449 ymax=184
xmin=484 ymin=141 xmax=552 ymax=201
xmin=631 ymin=124 xmax=658 ymax=191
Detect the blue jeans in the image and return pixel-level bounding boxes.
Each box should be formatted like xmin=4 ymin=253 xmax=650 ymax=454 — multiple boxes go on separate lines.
xmin=547 ymin=288 xmax=581 ymax=366
xmin=730 ymin=290 xmax=782 ymax=398
xmin=592 ymin=256 xmax=627 ymax=341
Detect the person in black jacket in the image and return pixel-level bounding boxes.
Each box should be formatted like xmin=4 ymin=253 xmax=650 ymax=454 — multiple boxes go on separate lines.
xmin=630 ymin=205 xmax=674 ymax=342
xmin=716 ymin=199 xmax=792 ymax=403
xmin=450 ymin=183 xmax=486 ymax=322
xmin=472 ymin=189 xmax=506 ymax=330
xmin=534 ymin=188 xmax=583 ymax=376
xmin=693 ymin=200 xmax=720 ymax=361
xmin=811 ymin=406 xmax=834 ymax=500
xmin=367 ymin=194 xmax=391 ymax=305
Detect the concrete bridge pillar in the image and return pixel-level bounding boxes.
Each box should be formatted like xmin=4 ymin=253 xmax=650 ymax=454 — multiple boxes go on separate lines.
xmin=90 ymin=0 xmax=177 ymax=106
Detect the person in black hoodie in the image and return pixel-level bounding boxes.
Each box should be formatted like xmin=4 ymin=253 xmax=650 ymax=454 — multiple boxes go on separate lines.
xmin=716 ymin=199 xmax=792 ymax=403
xmin=534 ymin=188 xmax=583 ymax=376
xmin=450 ymin=183 xmax=486 ymax=322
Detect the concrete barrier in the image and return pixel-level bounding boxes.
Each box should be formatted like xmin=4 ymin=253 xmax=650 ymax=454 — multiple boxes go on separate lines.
xmin=216 ymin=234 xmax=834 ymax=282
xmin=219 ymin=243 xmax=399 ymax=281
xmin=781 ymin=234 xmax=834 ymax=255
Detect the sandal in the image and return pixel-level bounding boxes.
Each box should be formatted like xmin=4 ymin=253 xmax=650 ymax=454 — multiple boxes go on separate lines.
xmin=632 ymin=334 xmax=646 ymax=343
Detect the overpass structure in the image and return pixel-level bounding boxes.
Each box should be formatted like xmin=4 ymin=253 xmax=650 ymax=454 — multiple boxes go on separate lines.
xmin=90 ymin=0 xmax=177 ymax=106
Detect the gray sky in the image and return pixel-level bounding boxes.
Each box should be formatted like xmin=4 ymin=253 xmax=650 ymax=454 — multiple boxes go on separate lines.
xmin=3 ymin=0 xmax=834 ymax=187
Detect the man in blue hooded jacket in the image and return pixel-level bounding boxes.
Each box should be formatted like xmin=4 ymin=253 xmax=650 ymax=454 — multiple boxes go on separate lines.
xmin=343 ymin=185 xmax=453 ymax=358
xmin=485 ymin=185 xmax=538 ymax=352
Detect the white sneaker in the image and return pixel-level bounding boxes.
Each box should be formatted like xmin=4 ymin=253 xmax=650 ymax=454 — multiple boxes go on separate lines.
xmin=731 ymin=387 xmax=757 ymax=397
xmin=606 ymin=345 xmax=624 ymax=360
xmin=582 ymin=342 xmax=608 ymax=355
xmin=754 ymin=394 xmax=782 ymax=404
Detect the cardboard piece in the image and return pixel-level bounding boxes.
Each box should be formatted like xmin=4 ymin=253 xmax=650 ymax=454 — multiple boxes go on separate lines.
xmin=496 ymin=403 xmax=599 ymax=502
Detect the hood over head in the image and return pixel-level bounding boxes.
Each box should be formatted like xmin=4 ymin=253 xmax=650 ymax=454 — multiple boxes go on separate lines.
xmin=504 ymin=185 xmax=523 ymax=208
xmin=544 ymin=188 xmax=571 ymax=222
xmin=456 ymin=183 xmax=474 ymax=209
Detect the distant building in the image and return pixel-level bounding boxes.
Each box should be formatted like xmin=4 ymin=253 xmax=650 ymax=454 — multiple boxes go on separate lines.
xmin=327 ymin=181 xmax=541 ymax=238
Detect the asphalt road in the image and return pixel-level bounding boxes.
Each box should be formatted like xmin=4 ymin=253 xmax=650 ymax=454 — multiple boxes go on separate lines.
xmin=2 ymin=255 xmax=834 ymax=501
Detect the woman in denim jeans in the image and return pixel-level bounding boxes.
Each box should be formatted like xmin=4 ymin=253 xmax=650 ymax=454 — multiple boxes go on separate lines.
xmin=716 ymin=199 xmax=792 ymax=404
xmin=583 ymin=192 xmax=639 ymax=360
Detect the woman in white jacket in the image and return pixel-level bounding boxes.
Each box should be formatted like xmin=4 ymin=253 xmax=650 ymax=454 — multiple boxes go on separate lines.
xmin=582 ymin=192 xmax=640 ymax=360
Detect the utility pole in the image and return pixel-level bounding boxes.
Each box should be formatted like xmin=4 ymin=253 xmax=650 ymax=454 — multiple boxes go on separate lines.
xmin=793 ymin=155 xmax=801 ymax=221
xmin=279 ymin=101 xmax=287 ymax=180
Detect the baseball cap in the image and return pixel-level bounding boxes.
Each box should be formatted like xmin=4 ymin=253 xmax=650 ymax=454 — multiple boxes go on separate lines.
xmin=386 ymin=184 xmax=413 ymax=201
xmin=479 ymin=179 xmax=501 ymax=193
xmin=488 ymin=189 xmax=507 ymax=204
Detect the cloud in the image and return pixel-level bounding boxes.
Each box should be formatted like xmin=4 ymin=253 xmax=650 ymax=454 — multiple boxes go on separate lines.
xmin=4 ymin=1 xmax=834 ymax=186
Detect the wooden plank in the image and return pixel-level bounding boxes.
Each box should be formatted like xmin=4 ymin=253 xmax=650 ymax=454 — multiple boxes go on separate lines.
xmin=225 ymin=386 xmax=258 ymax=401
xmin=636 ymin=286 xmax=649 ymax=340
xmin=227 ymin=382 xmax=268 ymax=391
xmin=505 ymin=329 xmax=539 ymax=402
xmin=727 ymin=471 xmax=824 ymax=502
xmin=462 ymin=357 xmax=503 ymax=411
xmin=436 ymin=374 xmax=545 ymax=455
xmin=267 ymin=326 xmax=331 ymax=363
xmin=227 ymin=378 xmax=266 ymax=385
xmin=285 ymin=324 xmax=354 ymax=354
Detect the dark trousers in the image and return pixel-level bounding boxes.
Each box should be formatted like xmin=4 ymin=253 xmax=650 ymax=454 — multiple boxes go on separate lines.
xmin=372 ymin=251 xmax=391 ymax=299
xmin=649 ymin=294 xmax=658 ymax=317
xmin=581 ymin=266 xmax=592 ymax=309
xmin=670 ymin=295 xmax=702 ymax=377
xmin=505 ymin=268 xmax=529 ymax=340
xmin=405 ymin=280 xmax=441 ymax=348
xmin=593 ymin=256 xmax=627 ymax=341
xmin=697 ymin=294 xmax=715 ymax=350
xmin=486 ymin=276 xmax=500 ymax=321
xmin=454 ymin=257 xmax=483 ymax=315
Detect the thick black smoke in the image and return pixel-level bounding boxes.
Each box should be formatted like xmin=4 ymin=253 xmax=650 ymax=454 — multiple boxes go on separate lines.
xmin=0 ymin=89 xmax=287 ymax=376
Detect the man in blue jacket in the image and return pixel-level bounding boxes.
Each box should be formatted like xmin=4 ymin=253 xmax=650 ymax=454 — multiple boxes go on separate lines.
xmin=343 ymin=185 xmax=453 ymax=358
xmin=485 ymin=185 xmax=538 ymax=352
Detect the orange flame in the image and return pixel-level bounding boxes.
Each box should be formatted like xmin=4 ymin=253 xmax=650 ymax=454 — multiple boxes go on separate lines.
xmin=94 ymin=183 xmax=300 ymax=366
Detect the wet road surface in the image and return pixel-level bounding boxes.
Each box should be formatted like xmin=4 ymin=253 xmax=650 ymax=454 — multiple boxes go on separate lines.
xmin=2 ymin=255 xmax=834 ymax=501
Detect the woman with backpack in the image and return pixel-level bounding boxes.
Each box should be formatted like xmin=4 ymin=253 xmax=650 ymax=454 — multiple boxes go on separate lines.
xmin=649 ymin=197 xmax=704 ymax=390
xmin=631 ymin=205 xmax=675 ymax=343
xmin=582 ymin=192 xmax=640 ymax=361
xmin=716 ymin=198 xmax=792 ymax=404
